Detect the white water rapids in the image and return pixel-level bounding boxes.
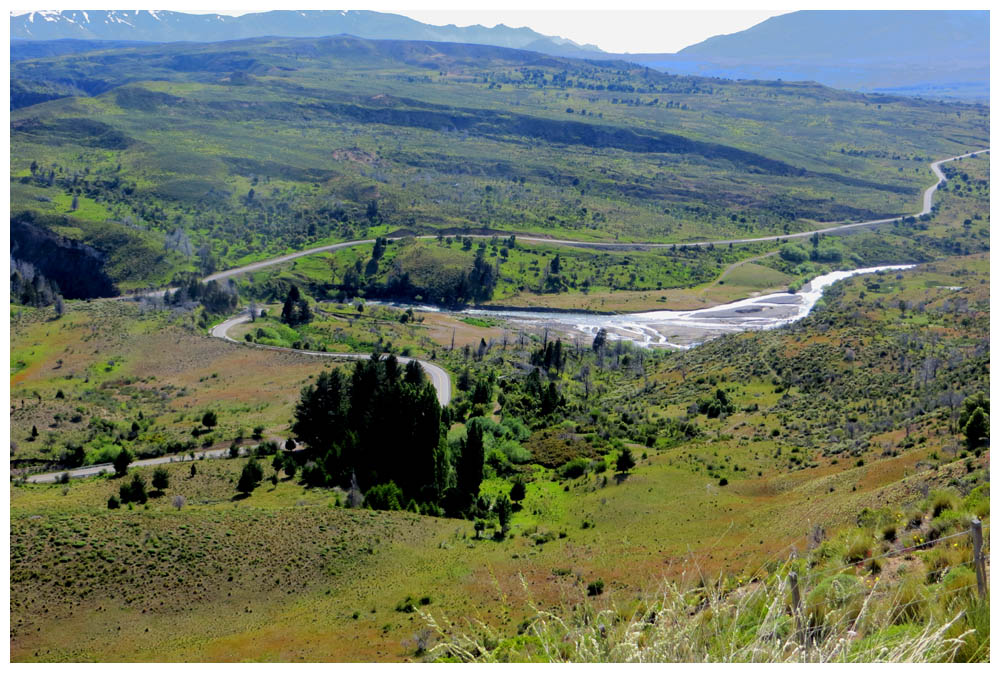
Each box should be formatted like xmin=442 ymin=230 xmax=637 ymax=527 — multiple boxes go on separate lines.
xmin=377 ymin=264 xmax=916 ymax=349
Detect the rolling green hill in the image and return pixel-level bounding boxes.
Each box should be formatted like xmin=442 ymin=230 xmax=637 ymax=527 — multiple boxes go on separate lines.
xmin=10 ymin=36 xmax=988 ymax=293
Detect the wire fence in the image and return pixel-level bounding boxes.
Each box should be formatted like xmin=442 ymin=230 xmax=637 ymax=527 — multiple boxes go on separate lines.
xmin=802 ymin=529 xmax=976 ymax=579
xmin=779 ymin=518 xmax=988 ymax=643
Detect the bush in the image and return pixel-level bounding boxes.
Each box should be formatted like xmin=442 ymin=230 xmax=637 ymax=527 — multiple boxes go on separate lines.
xmin=366 ymin=481 xmax=405 ymax=511
xmin=510 ymin=480 xmax=527 ymax=503
xmin=927 ymin=490 xmax=959 ymax=518
xmin=587 ymin=579 xmax=605 ymax=596
xmin=779 ymin=243 xmax=809 ymax=263
xmin=107 ymin=494 xmax=120 ymax=509
xmin=844 ymin=530 xmax=872 ymax=564
xmin=237 ymin=458 xmax=264 ymax=495
xmin=805 ymin=573 xmax=863 ymax=631
xmin=152 ymin=467 xmax=169 ymax=492
xmin=559 ymin=457 xmax=590 ymax=479
xmin=616 ymin=447 xmax=636 ymax=473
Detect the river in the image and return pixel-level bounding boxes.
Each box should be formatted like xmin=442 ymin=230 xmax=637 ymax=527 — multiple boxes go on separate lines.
xmin=376 ymin=264 xmax=915 ymax=349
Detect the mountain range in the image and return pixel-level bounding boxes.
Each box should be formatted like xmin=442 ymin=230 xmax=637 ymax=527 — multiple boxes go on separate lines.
xmin=10 ymin=9 xmax=603 ymax=58
xmin=10 ymin=9 xmax=990 ymax=101
xmin=623 ymin=11 xmax=989 ymax=101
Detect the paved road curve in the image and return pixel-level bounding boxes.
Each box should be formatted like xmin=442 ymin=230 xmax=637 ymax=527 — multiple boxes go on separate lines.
xmin=25 ymin=314 xmax=452 ymax=483
xmin=210 ymin=311 xmax=452 ymax=407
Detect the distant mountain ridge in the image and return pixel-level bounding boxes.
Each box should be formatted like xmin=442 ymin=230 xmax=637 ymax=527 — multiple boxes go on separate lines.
xmin=615 ymin=10 xmax=989 ymax=102
xmin=10 ymin=9 xmax=604 ymax=59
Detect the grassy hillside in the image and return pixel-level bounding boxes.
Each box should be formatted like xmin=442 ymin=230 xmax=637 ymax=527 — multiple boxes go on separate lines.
xmin=8 ymin=34 xmax=990 ymax=664
xmin=11 ymin=244 xmax=989 ymax=660
xmin=10 ymin=36 xmax=988 ymax=290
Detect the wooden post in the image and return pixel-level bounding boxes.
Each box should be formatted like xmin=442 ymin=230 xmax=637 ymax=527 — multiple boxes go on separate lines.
xmin=789 ymin=571 xmax=803 ymax=645
xmin=971 ymin=518 xmax=986 ymax=598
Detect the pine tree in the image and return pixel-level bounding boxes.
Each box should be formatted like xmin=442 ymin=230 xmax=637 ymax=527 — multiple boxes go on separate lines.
xmin=281 ymin=285 xmax=302 ymax=325
xmin=237 ymin=459 xmax=264 ymax=495
xmin=113 ymin=448 xmax=133 ymax=476
xmin=457 ymin=422 xmax=485 ymax=505
xmin=497 ymin=495 xmax=512 ymax=537
xmin=964 ymin=407 xmax=989 ymax=452
xmin=616 ymin=447 xmax=636 ymax=473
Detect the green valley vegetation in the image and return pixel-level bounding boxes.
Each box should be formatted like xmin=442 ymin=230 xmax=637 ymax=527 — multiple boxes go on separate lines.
xmin=9 ymin=36 xmax=988 ymax=296
xmin=7 ymin=31 xmax=991 ymax=665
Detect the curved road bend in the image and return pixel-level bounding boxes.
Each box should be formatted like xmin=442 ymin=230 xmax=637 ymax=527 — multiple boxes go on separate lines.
xmin=211 ymin=311 xmax=452 ymax=407
xmin=25 ymin=312 xmax=452 ymax=484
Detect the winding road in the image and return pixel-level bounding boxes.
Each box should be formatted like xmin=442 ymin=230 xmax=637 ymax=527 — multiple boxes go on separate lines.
xmin=28 ymin=148 xmax=986 ymax=484
xmin=198 ymin=148 xmax=988 ymax=284
xmin=210 ymin=311 xmax=452 ymax=406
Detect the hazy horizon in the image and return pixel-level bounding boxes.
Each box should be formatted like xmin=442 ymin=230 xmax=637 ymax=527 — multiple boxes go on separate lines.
xmin=10 ymin=7 xmax=789 ymax=54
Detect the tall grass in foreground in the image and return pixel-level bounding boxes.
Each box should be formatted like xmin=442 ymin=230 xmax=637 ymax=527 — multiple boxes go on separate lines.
xmin=421 ymin=571 xmax=987 ymax=663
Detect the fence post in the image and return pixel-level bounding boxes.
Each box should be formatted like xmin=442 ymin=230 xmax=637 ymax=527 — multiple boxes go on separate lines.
xmin=789 ymin=570 xmax=803 ymax=645
xmin=971 ymin=518 xmax=986 ymax=598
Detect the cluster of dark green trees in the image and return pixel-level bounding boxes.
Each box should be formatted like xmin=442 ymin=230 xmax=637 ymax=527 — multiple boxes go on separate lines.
xmin=280 ymin=284 xmax=312 ymax=326
xmin=166 ymin=277 xmax=238 ymax=314
xmin=338 ymin=240 xmax=498 ymax=306
xmin=290 ymin=354 xmax=484 ymax=515
xmin=697 ymin=388 xmax=735 ymax=419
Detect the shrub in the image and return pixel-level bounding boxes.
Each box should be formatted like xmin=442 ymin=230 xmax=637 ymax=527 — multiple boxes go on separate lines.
xmin=779 ymin=243 xmax=809 ymax=263
xmin=366 ymin=481 xmax=405 ymax=511
xmin=107 ymin=494 xmax=120 ymax=509
xmin=237 ymin=458 xmax=263 ymax=495
xmin=151 ymin=467 xmax=169 ymax=492
xmin=844 ymin=530 xmax=872 ymax=564
xmin=805 ymin=573 xmax=863 ymax=631
xmin=510 ymin=480 xmax=526 ymax=503
xmin=963 ymin=485 xmax=989 ymax=519
xmin=587 ymin=579 xmax=605 ymax=596
xmin=941 ymin=566 xmax=977 ymax=602
xmin=927 ymin=490 xmax=959 ymax=518
xmin=559 ymin=458 xmax=590 ymax=479
xmin=928 ymin=509 xmax=969 ymax=540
